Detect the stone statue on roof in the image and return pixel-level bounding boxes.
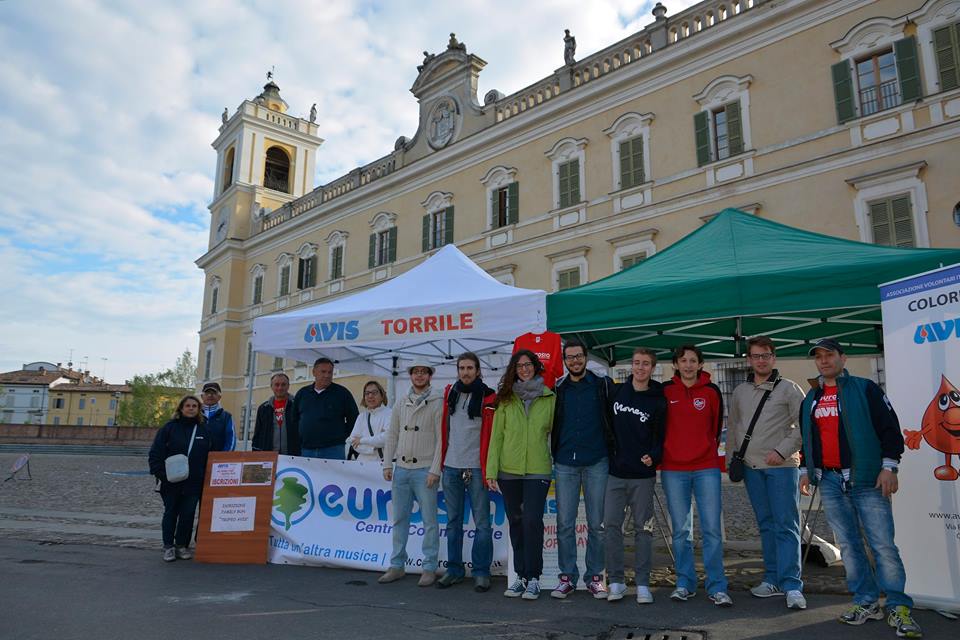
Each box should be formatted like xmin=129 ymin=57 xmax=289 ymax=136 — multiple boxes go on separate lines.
xmin=418 ymin=50 xmax=436 ymax=72
xmin=221 ymin=107 xmax=228 ymax=124
xmin=447 ymin=32 xmax=465 ymax=51
xmin=309 ymin=103 xmax=317 ymax=123
xmin=564 ymin=29 xmax=577 ymax=66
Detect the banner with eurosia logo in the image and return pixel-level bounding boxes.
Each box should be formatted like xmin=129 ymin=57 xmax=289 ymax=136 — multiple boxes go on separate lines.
xmin=881 ymin=263 xmax=960 ymax=612
xmin=268 ymin=456 xmax=509 ymax=574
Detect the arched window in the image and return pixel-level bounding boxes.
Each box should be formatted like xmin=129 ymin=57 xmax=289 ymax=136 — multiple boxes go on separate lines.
xmin=222 ymin=147 xmax=235 ymax=192
xmin=263 ymin=146 xmax=291 ymax=193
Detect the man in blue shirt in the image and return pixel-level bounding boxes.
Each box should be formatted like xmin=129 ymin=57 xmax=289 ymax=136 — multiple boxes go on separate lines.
xmin=550 ymin=339 xmax=615 ymax=600
xmin=200 ymin=382 xmax=236 ymax=451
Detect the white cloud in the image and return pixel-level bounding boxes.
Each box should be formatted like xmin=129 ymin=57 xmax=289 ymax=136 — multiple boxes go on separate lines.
xmin=0 ymin=0 xmax=699 ymax=382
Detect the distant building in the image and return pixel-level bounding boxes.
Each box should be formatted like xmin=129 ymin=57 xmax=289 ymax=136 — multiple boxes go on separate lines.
xmin=0 ymin=362 xmax=128 ymax=426
xmin=47 ymin=383 xmax=131 ymax=427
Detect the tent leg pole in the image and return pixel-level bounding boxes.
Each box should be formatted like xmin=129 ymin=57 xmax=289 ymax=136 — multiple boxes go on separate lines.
xmin=243 ymin=352 xmax=256 ymax=450
xmin=388 ymin=355 xmax=398 ymax=408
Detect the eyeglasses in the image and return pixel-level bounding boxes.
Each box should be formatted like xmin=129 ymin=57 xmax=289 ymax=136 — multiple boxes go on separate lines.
xmin=564 ymin=354 xmax=585 ymax=361
xmin=748 ymin=353 xmax=774 ymax=361
xmin=516 ymin=362 xmax=535 ymax=370
xmin=363 ymin=390 xmax=381 ymax=396
xmin=410 ymin=368 xmax=431 ymax=375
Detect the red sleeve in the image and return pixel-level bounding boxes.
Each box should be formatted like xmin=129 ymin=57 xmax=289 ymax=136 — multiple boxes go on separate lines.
xmin=479 ymin=392 xmax=497 ymax=480
xmin=440 ymin=385 xmax=451 ymax=470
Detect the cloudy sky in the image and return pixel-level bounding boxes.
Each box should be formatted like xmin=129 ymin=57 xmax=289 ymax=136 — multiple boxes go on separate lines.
xmin=0 ymin=0 xmax=698 ymax=383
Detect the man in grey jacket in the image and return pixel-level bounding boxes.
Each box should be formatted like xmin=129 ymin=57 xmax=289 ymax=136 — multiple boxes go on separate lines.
xmin=727 ymin=335 xmax=806 ymax=610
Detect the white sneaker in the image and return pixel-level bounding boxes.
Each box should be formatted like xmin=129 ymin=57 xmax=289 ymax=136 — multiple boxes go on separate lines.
xmin=607 ymin=583 xmax=627 ymax=601
xmin=670 ymin=587 xmax=695 ymax=601
xmin=750 ymin=582 xmax=783 ymax=598
xmin=786 ymin=590 xmax=807 ymax=610
xmin=709 ymin=591 xmax=734 ymax=607
xmin=635 ymin=585 xmax=654 ymax=604
xmin=522 ymin=578 xmax=541 ymax=600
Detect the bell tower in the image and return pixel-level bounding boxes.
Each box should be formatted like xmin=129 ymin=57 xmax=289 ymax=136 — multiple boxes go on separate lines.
xmin=208 ymin=72 xmax=324 ymax=248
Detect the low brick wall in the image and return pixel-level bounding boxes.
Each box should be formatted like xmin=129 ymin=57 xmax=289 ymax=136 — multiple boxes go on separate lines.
xmin=0 ymin=424 xmax=155 ymax=445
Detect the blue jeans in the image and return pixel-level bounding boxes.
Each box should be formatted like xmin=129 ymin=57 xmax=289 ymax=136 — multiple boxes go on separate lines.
xmin=390 ymin=467 xmax=439 ymax=572
xmin=301 ymin=444 xmax=345 ymax=460
xmin=817 ymin=470 xmax=912 ymax=608
xmin=661 ymin=468 xmax=727 ymax=594
xmin=743 ymin=466 xmax=803 ymax=592
xmin=441 ymin=467 xmax=493 ymax=577
xmin=555 ymin=458 xmax=608 ymax=583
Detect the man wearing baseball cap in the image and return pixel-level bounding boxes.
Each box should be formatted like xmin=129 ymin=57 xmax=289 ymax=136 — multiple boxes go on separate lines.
xmin=799 ymin=338 xmax=921 ymax=637
xmin=379 ymin=361 xmax=444 ymax=587
xmin=200 ymin=382 xmax=236 ymax=451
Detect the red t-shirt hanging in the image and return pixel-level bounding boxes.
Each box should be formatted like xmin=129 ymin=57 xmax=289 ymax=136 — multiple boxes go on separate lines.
xmin=814 ymin=385 xmax=841 ymax=468
xmin=513 ymin=331 xmax=564 ymax=388
xmin=273 ymin=398 xmax=286 ymax=429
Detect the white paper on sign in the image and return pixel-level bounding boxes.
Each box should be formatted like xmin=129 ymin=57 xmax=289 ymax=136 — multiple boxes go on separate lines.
xmin=211 ymin=496 xmax=257 ymax=532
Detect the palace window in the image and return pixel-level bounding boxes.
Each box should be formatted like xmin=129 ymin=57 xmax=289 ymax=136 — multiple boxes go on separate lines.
xmin=557 ymin=267 xmax=581 ymax=290
xmin=868 ymin=195 xmax=915 ymax=247
xmin=481 ymin=166 xmax=519 ymax=230
xmin=368 ymin=213 xmax=398 ymax=269
xmin=692 ymin=76 xmax=752 ymax=167
xmin=545 ymin=138 xmax=588 ymax=210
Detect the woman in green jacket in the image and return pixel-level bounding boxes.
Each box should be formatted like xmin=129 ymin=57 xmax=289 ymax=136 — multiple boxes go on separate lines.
xmin=485 ymin=349 xmax=555 ymax=600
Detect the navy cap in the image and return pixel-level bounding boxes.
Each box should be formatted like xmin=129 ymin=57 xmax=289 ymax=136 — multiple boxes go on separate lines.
xmin=201 ymin=381 xmax=222 ymax=393
xmin=808 ymin=338 xmax=844 ymax=356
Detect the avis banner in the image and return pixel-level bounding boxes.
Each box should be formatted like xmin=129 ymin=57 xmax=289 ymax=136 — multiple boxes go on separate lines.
xmin=881 ymin=263 xmax=960 ymax=612
xmin=268 ymin=457 xmax=509 ymax=575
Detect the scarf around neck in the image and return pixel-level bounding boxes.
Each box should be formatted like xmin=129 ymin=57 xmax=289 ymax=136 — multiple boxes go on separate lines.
xmin=448 ymin=378 xmax=493 ymax=419
xmin=408 ymin=385 xmax=432 ymax=406
xmin=513 ymin=376 xmax=544 ymax=414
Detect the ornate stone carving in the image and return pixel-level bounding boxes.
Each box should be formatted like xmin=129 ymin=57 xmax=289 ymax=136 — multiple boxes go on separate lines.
xmin=221 ymin=107 xmax=228 ymax=124
xmin=417 ymin=50 xmax=436 ymax=72
xmin=484 ymin=89 xmax=504 ymax=106
xmin=309 ymin=103 xmax=317 ymax=123
xmin=447 ymin=33 xmax=466 ymax=51
xmin=427 ymin=97 xmax=458 ymax=149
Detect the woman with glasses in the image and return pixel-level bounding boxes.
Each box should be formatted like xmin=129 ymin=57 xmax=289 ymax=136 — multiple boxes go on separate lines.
xmin=485 ymin=349 xmax=555 ymax=600
xmin=347 ymin=381 xmax=392 ymax=463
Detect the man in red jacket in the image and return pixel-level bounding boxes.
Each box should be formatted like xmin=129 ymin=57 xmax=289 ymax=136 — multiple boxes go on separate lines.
xmin=660 ymin=345 xmax=731 ymax=606
xmin=436 ymin=352 xmax=497 ymax=592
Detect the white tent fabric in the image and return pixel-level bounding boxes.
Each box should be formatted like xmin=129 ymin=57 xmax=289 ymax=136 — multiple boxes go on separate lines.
xmin=251 ymin=245 xmax=547 ymax=380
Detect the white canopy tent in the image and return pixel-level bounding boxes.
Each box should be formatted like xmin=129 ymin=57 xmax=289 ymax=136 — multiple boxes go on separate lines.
xmin=245 ymin=245 xmax=546 ymax=440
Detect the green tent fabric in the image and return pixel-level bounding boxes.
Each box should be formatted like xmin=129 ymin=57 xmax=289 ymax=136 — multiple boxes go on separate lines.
xmin=547 ymin=209 xmax=960 ymax=363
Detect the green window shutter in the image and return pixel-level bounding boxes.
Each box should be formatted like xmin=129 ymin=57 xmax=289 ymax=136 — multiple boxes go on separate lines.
xmin=444 ymin=207 xmax=454 ymax=246
xmin=832 ymin=60 xmax=856 ymax=124
xmin=388 ymin=227 xmax=397 ymax=263
xmin=368 ymin=233 xmax=376 ymax=268
xmin=894 ymin=36 xmax=921 ymax=103
xmin=297 ymin=258 xmax=305 ymax=288
xmin=694 ymin=111 xmax=711 ymax=166
xmin=279 ymin=266 xmax=290 ymax=295
xmin=507 ymin=182 xmax=519 ymax=225
xmin=569 ymin=159 xmax=580 ymax=204
xmin=210 ymin=287 xmax=218 ymax=314
xmin=558 ymin=161 xmax=570 ymax=208
xmin=632 ymin=137 xmax=645 ymax=185
xmin=619 ymin=140 xmax=632 ymax=188
xmin=490 ymin=187 xmax=500 ymax=229
xmin=726 ymin=100 xmax=743 ymax=156
xmin=421 ymin=214 xmax=431 ymax=251
xmin=934 ymin=24 xmax=960 ymax=92
xmin=253 ymin=276 xmax=262 ymax=304
xmin=308 ymin=256 xmax=317 ymax=287
xmin=890 ymin=195 xmax=915 ymax=247
xmin=332 ymin=246 xmax=343 ymax=279
xmin=870 ymin=200 xmax=891 ymax=246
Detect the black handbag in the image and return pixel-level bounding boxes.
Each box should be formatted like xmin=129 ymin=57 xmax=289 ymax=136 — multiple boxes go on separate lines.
xmin=729 ymin=378 xmax=779 ymax=483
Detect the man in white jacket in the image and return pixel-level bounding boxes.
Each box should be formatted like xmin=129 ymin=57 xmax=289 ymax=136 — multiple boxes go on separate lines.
xmin=379 ymin=361 xmax=444 ymax=587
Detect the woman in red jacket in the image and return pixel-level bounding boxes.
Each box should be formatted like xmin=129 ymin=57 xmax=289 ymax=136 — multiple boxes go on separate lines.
xmin=660 ymin=345 xmax=731 ymax=606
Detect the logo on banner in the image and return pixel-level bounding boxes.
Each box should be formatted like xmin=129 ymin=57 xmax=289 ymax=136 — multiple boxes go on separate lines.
xmin=693 ymin=398 xmax=706 ymax=411
xmin=272 ymin=468 xmax=315 ymax=530
xmin=303 ymin=320 xmax=360 ymax=343
xmin=903 ymin=375 xmax=960 ymax=481
xmin=913 ymin=319 xmax=960 ymax=345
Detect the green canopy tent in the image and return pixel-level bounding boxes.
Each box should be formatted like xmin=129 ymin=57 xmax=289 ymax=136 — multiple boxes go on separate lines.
xmin=547 ymin=209 xmax=960 ymax=363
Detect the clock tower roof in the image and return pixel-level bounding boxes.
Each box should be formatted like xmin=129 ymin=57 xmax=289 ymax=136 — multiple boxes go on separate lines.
xmin=253 ymin=71 xmax=288 ymax=113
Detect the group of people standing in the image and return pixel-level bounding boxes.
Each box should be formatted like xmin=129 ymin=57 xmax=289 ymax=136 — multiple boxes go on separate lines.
xmin=146 ymin=336 xmax=922 ymax=639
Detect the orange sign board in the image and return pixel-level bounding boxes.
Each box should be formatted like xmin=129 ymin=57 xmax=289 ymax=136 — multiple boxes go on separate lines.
xmin=195 ymin=451 xmax=278 ymax=564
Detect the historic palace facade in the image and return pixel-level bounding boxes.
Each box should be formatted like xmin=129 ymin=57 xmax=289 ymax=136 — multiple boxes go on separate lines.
xmin=197 ymin=0 xmax=960 ymax=426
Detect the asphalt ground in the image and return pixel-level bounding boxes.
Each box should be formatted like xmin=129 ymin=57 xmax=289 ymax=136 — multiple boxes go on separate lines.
xmin=1 ymin=452 xmax=954 ymax=638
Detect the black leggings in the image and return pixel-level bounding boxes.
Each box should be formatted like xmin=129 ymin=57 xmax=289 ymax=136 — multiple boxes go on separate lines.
xmin=160 ymin=487 xmax=200 ymax=547
xmin=498 ymin=478 xmax=551 ymax=580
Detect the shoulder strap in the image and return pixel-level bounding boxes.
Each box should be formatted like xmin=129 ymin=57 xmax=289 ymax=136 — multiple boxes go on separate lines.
xmin=186 ymin=424 xmax=198 ymax=457
xmin=736 ymin=378 xmax=780 ymax=458
xmin=367 ymin=412 xmax=374 ymax=436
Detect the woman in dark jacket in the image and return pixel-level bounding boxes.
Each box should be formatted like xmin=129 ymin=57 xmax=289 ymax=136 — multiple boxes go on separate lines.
xmin=148 ymin=395 xmax=212 ymax=562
